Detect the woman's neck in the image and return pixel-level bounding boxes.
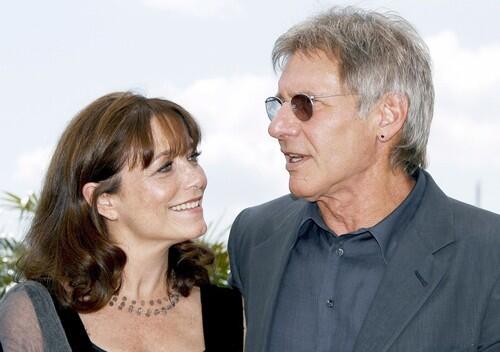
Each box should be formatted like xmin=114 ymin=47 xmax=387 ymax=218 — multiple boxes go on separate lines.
xmin=116 ymin=241 xmax=172 ymax=299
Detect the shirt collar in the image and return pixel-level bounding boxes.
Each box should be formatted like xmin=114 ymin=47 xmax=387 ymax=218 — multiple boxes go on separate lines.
xmin=296 ymin=169 xmax=427 ymax=263
xmin=367 ymin=169 xmax=427 ymax=262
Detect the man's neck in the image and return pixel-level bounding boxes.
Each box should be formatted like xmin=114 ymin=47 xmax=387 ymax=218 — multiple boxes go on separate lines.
xmin=317 ymin=167 xmax=415 ymax=235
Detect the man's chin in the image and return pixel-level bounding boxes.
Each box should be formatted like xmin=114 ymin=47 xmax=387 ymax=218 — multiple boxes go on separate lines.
xmin=289 ymin=181 xmax=318 ymax=202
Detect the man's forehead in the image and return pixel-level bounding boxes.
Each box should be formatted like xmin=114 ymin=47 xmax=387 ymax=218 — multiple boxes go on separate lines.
xmin=277 ymin=50 xmax=343 ymax=96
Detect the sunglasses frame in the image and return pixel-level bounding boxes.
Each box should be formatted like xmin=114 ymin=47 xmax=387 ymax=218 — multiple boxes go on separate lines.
xmin=265 ymin=93 xmax=352 ymax=121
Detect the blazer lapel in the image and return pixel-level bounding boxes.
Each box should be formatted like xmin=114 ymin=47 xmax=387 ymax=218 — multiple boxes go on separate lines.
xmin=249 ymin=198 xmax=308 ymax=352
xmin=354 ymin=172 xmax=456 ymax=352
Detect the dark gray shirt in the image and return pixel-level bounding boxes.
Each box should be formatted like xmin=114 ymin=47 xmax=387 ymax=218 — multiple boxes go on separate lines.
xmin=268 ymin=171 xmax=426 ymax=352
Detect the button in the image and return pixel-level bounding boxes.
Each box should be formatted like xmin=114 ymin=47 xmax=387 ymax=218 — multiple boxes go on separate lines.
xmin=326 ymin=299 xmax=334 ymax=308
xmin=336 ymin=248 xmax=344 ymax=256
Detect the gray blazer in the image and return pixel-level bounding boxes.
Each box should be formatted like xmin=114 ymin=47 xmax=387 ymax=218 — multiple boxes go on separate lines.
xmin=228 ymin=172 xmax=500 ymax=352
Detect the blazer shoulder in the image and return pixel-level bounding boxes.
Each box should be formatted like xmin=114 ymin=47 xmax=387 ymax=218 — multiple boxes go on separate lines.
xmin=449 ymin=198 xmax=500 ymax=235
xmin=230 ymin=194 xmax=307 ymax=244
xmin=243 ymin=193 xmax=305 ymax=218
xmin=447 ymin=197 xmax=500 ymax=255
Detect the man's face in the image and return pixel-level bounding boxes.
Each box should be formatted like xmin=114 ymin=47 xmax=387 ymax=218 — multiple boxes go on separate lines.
xmin=268 ymin=50 xmax=380 ymax=201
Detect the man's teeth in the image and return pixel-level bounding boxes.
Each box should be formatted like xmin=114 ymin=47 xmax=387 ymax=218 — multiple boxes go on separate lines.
xmin=170 ymin=200 xmax=200 ymax=211
xmin=288 ymin=154 xmax=304 ymax=163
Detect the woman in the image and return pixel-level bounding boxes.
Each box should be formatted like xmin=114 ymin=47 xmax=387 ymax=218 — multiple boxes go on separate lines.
xmin=0 ymin=92 xmax=243 ymax=351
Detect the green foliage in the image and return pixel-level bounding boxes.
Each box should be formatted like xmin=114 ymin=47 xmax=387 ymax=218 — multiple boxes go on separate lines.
xmin=0 ymin=191 xmax=36 ymax=298
xmin=1 ymin=191 xmax=38 ymax=219
xmin=206 ymin=241 xmax=230 ymax=287
xmin=200 ymin=217 xmax=231 ymax=287
xmin=0 ymin=237 xmax=23 ymax=298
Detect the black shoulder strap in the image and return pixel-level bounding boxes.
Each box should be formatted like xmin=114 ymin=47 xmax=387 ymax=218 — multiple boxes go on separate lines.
xmin=200 ymin=285 xmax=244 ymax=352
xmin=43 ymin=285 xmax=96 ymax=352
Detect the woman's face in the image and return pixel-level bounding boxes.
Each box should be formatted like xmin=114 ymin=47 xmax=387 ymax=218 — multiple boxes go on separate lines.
xmin=108 ymin=117 xmax=207 ymax=247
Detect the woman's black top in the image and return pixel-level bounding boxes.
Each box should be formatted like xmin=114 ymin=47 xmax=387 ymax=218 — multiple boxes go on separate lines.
xmin=50 ymin=285 xmax=243 ymax=352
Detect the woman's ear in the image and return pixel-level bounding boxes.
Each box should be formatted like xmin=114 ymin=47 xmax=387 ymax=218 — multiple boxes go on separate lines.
xmin=82 ymin=182 xmax=97 ymax=206
xmin=82 ymin=182 xmax=118 ymax=221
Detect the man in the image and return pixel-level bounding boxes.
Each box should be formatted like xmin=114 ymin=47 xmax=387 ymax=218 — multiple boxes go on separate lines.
xmin=228 ymin=7 xmax=500 ymax=352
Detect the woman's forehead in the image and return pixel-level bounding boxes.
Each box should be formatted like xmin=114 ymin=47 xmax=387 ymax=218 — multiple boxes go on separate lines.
xmin=150 ymin=116 xmax=195 ymax=155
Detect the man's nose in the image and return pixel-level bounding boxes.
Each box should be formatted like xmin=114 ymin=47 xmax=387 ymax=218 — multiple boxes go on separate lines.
xmin=268 ymin=103 xmax=301 ymax=140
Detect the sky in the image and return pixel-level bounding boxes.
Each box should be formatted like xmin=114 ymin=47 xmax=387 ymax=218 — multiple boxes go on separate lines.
xmin=1 ymin=0 xmax=499 ymax=240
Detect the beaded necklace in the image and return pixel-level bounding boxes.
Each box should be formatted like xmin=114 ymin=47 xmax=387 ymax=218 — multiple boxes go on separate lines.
xmin=108 ymin=291 xmax=180 ymax=317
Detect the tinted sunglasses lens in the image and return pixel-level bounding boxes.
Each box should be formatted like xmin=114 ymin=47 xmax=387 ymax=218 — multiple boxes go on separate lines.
xmin=291 ymin=94 xmax=313 ymax=121
xmin=265 ymin=97 xmax=281 ymax=120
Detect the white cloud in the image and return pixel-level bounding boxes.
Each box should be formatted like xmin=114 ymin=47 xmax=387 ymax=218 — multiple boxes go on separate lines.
xmin=427 ymin=31 xmax=500 ymax=99
xmin=142 ymin=0 xmax=242 ymax=18
xmin=429 ymin=110 xmax=500 ymax=167
xmin=426 ymin=31 xmax=500 ymax=164
xmin=147 ymin=74 xmax=290 ymax=224
xmin=425 ymin=31 xmax=500 ymax=212
xmin=14 ymin=146 xmax=53 ymax=187
xmin=149 ymin=75 xmax=283 ymax=175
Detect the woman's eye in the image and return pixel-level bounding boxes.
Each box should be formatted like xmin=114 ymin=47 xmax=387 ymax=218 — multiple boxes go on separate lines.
xmin=157 ymin=161 xmax=173 ymax=173
xmin=188 ymin=151 xmax=201 ymax=162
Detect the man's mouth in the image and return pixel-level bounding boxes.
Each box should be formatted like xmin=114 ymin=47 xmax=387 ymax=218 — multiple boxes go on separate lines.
xmin=285 ymin=153 xmax=307 ymax=163
xmin=169 ymin=199 xmax=201 ymax=212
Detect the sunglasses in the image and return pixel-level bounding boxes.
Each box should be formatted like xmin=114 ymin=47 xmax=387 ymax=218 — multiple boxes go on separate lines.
xmin=265 ymin=93 xmax=352 ymax=121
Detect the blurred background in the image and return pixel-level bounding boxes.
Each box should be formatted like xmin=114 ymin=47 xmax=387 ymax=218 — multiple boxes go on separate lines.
xmin=1 ymin=0 xmax=499 ymax=243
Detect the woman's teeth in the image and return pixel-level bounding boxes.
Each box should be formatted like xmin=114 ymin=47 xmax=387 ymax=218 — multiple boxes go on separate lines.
xmin=170 ymin=200 xmax=200 ymax=211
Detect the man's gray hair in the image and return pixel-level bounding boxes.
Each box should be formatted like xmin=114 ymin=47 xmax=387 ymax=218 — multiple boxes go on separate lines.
xmin=272 ymin=7 xmax=434 ymax=174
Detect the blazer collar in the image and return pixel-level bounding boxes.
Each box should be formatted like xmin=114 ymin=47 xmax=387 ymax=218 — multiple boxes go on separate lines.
xmin=353 ymin=170 xmax=456 ymax=352
xmin=248 ymin=196 xmax=309 ymax=352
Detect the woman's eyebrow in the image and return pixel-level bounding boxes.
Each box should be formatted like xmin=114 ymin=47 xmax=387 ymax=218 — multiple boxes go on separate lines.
xmin=152 ymin=149 xmax=172 ymax=161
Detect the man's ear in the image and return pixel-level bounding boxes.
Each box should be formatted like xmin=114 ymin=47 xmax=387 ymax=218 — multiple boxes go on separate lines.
xmin=376 ymin=92 xmax=408 ymax=143
xmin=82 ymin=182 xmax=118 ymax=221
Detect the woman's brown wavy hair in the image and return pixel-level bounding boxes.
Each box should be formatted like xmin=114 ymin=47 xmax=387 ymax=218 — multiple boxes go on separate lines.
xmin=17 ymin=92 xmax=214 ymax=312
